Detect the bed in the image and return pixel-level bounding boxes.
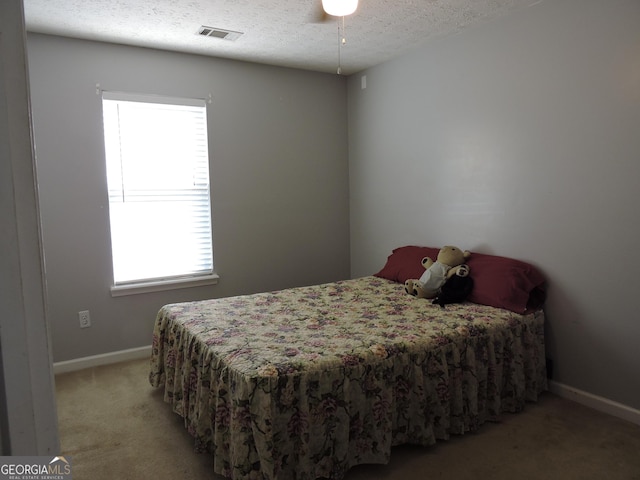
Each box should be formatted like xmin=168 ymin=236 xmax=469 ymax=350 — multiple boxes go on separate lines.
xmin=149 ymin=246 xmax=547 ymax=480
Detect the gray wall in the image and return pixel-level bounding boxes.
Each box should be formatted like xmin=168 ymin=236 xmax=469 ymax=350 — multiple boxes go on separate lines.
xmin=348 ymin=0 xmax=640 ymax=409
xmin=27 ymin=34 xmax=350 ymax=363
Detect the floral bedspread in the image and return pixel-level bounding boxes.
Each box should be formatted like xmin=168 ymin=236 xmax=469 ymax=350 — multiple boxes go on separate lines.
xmin=149 ymin=276 xmax=546 ymax=480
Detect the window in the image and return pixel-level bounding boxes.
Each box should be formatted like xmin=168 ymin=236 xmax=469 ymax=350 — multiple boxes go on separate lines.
xmin=101 ymin=92 xmax=216 ymax=295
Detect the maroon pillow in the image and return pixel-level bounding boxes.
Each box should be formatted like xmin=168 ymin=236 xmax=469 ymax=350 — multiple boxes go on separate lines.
xmin=374 ymin=245 xmax=441 ymax=283
xmin=375 ymin=246 xmax=546 ymax=314
xmin=466 ymin=253 xmax=546 ymax=314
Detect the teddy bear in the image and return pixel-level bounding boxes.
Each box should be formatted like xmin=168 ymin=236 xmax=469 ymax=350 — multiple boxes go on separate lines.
xmin=404 ymin=245 xmax=471 ymax=299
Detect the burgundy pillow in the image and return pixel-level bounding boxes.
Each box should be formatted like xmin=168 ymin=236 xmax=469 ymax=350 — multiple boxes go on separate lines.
xmin=374 ymin=245 xmax=441 ymax=283
xmin=375 ymin=246 xmax=546 ymax=314
xmin=466 ymin=253 xmax=546 ymax=314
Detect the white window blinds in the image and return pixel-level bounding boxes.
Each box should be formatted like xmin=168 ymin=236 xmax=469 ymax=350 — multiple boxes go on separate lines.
xmin=102 ymin=92 xmax=213 ymax=286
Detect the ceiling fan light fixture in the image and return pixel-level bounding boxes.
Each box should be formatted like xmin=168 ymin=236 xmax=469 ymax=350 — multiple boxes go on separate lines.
xmin=322 ymin=0 xmax=358 ymax=17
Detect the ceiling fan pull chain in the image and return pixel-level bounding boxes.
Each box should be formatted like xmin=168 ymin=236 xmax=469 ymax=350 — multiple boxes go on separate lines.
xmin=337 ymin=17 xmax=342 ymax=74
xmin=341 ymin=15 xmax=347 ymax=45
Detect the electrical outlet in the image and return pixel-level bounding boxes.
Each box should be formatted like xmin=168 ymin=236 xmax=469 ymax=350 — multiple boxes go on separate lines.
xmin=79 ymin=310 xmax=91 ymax=328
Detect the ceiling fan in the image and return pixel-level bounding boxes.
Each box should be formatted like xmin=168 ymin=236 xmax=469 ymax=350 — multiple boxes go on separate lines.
xmin=310 ymin=0 xmax=359 ymax=23
xmin=309 ymin=0 xmax=359 ymax=74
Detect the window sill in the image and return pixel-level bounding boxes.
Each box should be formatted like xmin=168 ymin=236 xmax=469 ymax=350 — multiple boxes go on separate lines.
xmin=110 ymin=273 xmax=219 ymax=297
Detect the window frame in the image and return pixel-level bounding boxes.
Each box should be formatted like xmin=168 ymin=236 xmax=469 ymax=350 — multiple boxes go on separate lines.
xmin=101 ymin=91 xmax=218 ymax=297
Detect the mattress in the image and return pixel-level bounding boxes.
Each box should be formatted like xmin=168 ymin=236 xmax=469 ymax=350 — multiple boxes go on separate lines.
xmin=149 ymin=275 xmax=547 ymax=480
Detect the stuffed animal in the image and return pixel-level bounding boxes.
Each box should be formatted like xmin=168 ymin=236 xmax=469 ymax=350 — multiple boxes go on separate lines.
xmin=404 ymin=245 xmax=471 ymax=299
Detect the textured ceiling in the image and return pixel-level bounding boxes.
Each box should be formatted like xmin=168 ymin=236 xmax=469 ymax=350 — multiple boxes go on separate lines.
xmin=23 ymin=0 xmax=542 ymax=75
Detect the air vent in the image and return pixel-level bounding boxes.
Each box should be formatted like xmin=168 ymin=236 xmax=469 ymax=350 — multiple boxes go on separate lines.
xmin=198 ymin=26 xmax=243 ymax=41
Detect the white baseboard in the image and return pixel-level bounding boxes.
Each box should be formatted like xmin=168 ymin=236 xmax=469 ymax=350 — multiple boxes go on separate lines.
xmin=53 ymin=345 xmax=151 ymax=375
xmin=548 ymin=380 xmax=640 ymax=426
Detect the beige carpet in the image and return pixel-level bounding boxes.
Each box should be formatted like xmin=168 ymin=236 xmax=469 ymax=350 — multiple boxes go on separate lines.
xmin=55 ymin=358 xmax=640 ymax=480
